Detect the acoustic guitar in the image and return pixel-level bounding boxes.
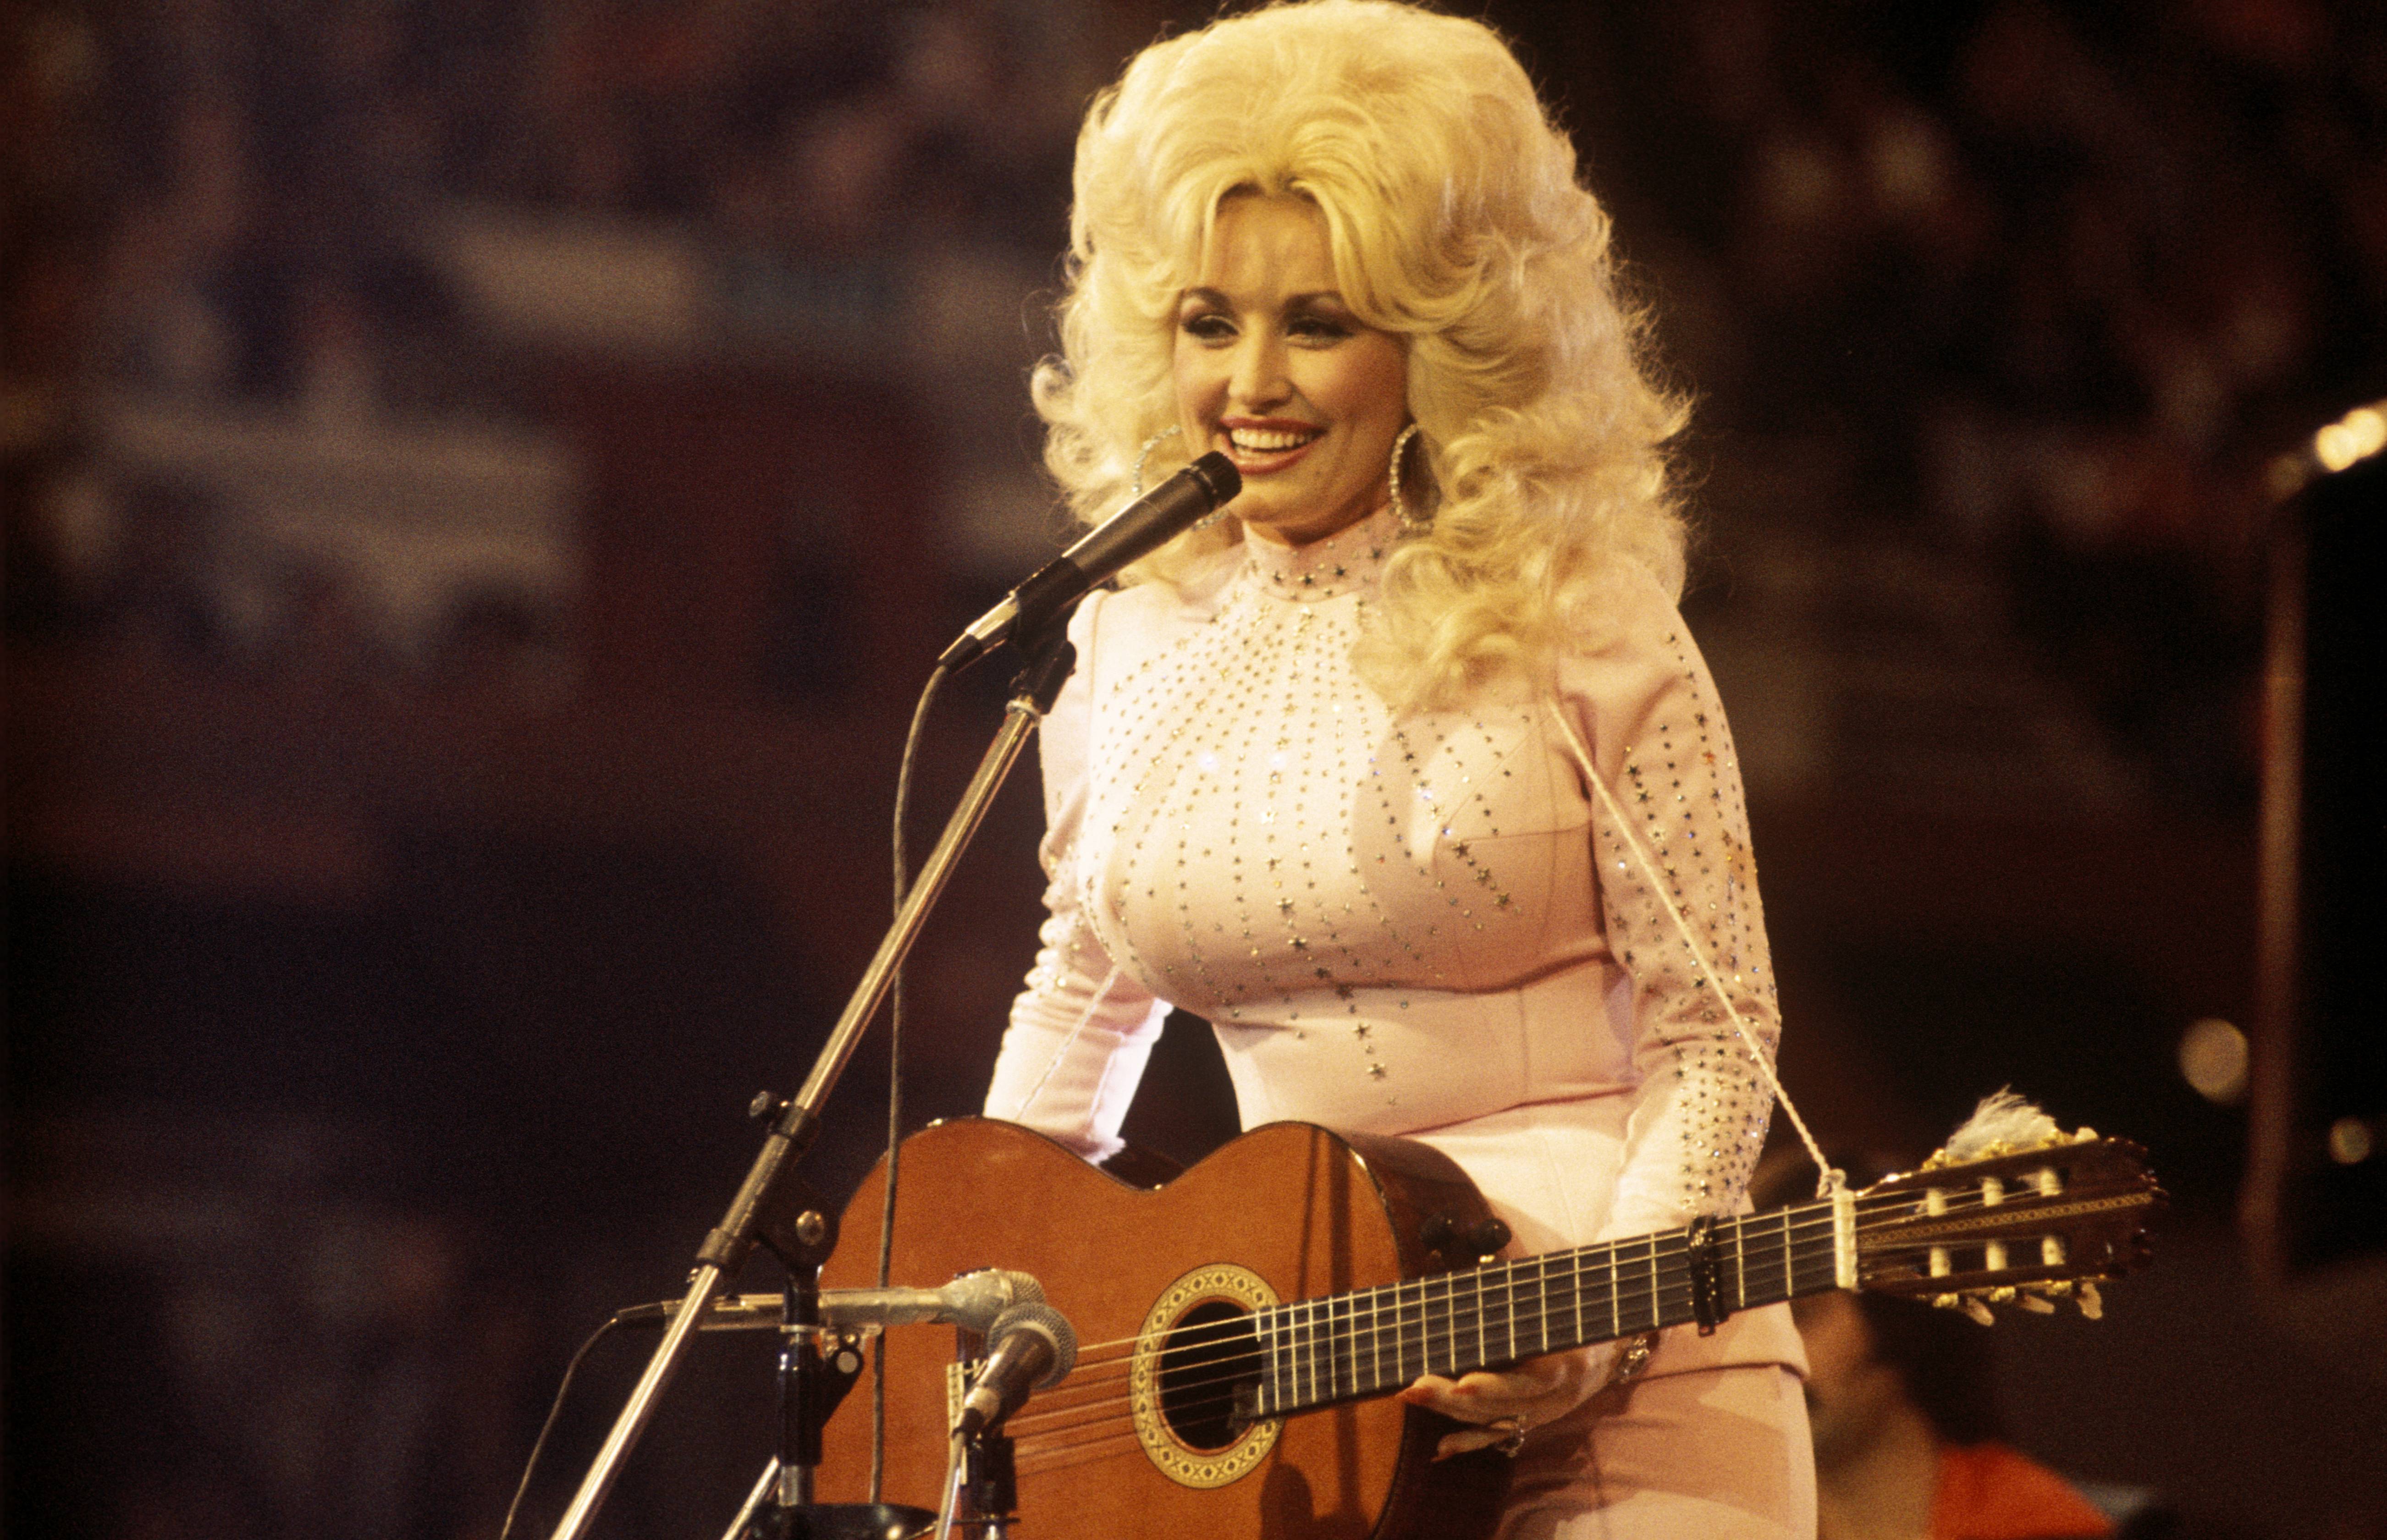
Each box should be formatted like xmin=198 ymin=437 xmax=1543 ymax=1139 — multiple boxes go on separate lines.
xmin=816 ymin=1114 xmax=2159 ymax=1540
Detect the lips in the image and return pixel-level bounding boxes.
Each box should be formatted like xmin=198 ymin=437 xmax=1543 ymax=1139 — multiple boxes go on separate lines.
xmin=1229 ymin=424 xmax=1323 ymax=452
xmin=1221 ymin=418 xmax=1325 ymax=469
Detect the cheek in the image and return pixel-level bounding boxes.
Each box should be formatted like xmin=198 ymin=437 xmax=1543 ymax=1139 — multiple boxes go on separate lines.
xmin=1173 ymin=342 xmax=1221 ymax=419
xmin=1320 ymin=340 xmax=1408 ymax=427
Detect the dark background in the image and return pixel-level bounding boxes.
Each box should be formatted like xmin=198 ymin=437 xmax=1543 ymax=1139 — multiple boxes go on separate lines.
xmin=7 ymin=1 xmax=2384 ymax=1536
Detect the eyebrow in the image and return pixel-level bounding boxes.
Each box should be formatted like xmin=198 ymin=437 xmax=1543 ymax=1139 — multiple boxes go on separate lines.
xmin=1178 ymin=286 xmax=1352 ymax=310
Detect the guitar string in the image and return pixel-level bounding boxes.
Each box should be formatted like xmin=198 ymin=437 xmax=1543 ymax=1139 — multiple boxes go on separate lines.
xmin=1005 ymin=1259 xmax=1705 ymax=1458
xmin=998 ymin=1185 xmax=2086 ymax=1445
xmin=1022 ymin=1183 xmax=2024 ymax=1406
xmin=1010 ymin=1256 xmax=2099 ymax=1456
xmin=1001 ymin=1172 xmax=2146 ymax=1470
xmin=1018 ymin=1177 xmax=2067 ymax=1434
xmin=1003 ymin=1220 xmax=1838 ymax=1440
xmin=1003 ymin=1256 xmax=1711 ymax=1429
xmin=1006 ymin=1238 xmax=2081 ymax=1460
xmin=1020 ymin=1182 xmax=1991 ymax=1373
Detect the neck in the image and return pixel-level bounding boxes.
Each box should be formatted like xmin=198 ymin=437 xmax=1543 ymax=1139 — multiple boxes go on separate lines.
xmin=1815 ymin=1401 xmax=1941 ymax=1540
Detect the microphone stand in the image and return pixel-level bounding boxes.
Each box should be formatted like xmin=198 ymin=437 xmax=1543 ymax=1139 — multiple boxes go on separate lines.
xmin=548 ymin=628 xmax=1081 ymax=1540
xmin=959 ymin=1428 xmax=1020 ymax=1540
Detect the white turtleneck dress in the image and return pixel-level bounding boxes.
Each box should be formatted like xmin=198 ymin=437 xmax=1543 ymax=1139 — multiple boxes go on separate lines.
xmin=985 ymin=505 xmax=1804 ymax=1388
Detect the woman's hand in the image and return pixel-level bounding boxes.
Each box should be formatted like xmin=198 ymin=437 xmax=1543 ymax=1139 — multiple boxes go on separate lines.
xmin=1396 ymin=1342 xmax=1621 ymax=1460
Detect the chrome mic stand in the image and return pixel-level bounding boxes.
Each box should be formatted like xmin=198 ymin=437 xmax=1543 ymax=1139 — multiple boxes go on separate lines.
xmin=549 ymin=631 xmax=1080 ymax=1540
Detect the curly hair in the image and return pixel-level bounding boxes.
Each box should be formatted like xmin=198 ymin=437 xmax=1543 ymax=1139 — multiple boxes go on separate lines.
xmin=1034 ymin=0 xmax=1689 ymax=707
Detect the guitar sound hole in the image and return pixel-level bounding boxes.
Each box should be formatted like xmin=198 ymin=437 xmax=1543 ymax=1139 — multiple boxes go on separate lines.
xmin=1158 ymin=1300 xmax=1262 ymax=1451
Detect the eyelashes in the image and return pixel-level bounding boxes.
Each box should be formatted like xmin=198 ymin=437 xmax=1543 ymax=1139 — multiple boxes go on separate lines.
xmin=1176 ymin=310 xmax=1356 ymax=346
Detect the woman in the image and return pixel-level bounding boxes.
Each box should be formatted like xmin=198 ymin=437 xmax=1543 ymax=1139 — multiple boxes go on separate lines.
xmin=982 ymin=2 xmax=1813 ymax=1533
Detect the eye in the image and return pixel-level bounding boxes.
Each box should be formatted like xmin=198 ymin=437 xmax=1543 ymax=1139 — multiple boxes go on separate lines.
xmin=1287 ymin=312 xmax=1354 ymax=344
xmin=1180 ymin=311 xmax=1236 ymax=343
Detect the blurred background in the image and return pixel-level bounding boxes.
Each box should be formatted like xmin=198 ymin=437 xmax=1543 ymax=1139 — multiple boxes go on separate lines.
xmin=6 ymin=0 xmax=2383 ymax=1535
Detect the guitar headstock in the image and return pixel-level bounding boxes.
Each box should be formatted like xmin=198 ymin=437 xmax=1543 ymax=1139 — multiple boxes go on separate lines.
xmin=1850 ymin=1115 xmax=2163 ymax=1324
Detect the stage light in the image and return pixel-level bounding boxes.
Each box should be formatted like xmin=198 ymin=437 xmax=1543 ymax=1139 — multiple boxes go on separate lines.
xmin=2268 ymin=398 xmax=2387 ymax=499
xmin=2314 ymin=406 xmax=2386 ymax=473
xmin=2179 ymin=1016 xmax=2249 ymax=1104
xmin=2327 ymin=1117 xmax=2373 ymax=1166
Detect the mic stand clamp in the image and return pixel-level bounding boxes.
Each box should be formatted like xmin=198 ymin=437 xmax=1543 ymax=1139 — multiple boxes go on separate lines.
xmin=735 ymin=1184 xmax=857 ymax=1535
xmin=959 ymin=1429 xmax=1017 ymax=1540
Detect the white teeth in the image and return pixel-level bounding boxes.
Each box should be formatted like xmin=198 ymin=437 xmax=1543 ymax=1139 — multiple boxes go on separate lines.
xmin=1229 ymin=427 xmax=1321 ymax=453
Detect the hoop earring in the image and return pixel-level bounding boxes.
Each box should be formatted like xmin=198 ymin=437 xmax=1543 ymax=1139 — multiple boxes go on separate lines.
xmin=1388 ymin=424 xmax=1429 ymax=536
xmin=1130 ymin=424 xmax=1182 ymax=498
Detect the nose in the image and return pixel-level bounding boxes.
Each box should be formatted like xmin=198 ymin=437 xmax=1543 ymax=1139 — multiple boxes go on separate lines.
xmin=1226 ymin=329 xmax=1293 ymax=412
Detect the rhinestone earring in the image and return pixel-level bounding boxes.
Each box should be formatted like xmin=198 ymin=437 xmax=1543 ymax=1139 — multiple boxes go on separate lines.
xmin=1130 ymin=424 xmax=1182 ymax=497
xmin=1388 ymin=424 xmax=1429 ymax=536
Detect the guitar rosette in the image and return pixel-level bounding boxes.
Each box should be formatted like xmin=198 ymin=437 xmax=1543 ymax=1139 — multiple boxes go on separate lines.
xmin=1130 ymin=1263 xmax=1284 ymax=1488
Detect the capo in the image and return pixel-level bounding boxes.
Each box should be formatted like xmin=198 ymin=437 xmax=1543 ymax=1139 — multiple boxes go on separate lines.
xmin=1685 ymin=1218 xmax=1725 ymax=1335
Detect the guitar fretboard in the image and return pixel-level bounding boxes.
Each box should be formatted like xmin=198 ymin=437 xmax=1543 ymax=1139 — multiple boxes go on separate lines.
xmin=1247 ymin=1199 xmax=1846 ymax=1419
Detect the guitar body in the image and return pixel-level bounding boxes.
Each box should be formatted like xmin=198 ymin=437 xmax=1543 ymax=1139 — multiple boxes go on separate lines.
xmin=816 ymin=1118 xmax=1513 ymax=1540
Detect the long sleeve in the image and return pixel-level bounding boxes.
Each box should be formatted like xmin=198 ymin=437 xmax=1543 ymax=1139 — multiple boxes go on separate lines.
xmin=982 ymin=591 xmax=1170 ymax=1161
xmin=1555 ymin=566 xmax=1781 ymax=1243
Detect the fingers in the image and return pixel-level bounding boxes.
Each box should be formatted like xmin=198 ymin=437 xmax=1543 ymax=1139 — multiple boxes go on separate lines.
xmin=1434 ymin=1423 xmax=1519 ymax=1460
xmin=1396 ymin=1364 xmax=1561 ymax=1420
xmin=1399 ymin=1353 xmax=1614 ymax=1462
xmin=1397 ymin=1371 xmax=1543 ymax=1462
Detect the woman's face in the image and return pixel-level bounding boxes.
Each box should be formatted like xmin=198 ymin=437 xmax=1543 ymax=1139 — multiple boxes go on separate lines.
xmin=1172 ymin=194 xmax=1409 ymax=547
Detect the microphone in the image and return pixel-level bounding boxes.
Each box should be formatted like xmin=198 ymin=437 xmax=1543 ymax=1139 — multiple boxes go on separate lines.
xmin=615 ymin=1269 xmax=1046 ymax=1334
xmin=938 ymin=451 xmax=1240 ymax=671
xmin=954 ymin=1301 xmax=1078 ymax=1440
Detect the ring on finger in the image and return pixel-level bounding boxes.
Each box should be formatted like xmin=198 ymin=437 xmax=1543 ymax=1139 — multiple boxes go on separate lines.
xmin=1493 ymin=1414 xmax=1528 ymax=1458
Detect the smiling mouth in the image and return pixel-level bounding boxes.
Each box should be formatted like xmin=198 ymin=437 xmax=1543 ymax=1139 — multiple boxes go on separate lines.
xmin=1227 ymin=425 xmax=1323 ymax=454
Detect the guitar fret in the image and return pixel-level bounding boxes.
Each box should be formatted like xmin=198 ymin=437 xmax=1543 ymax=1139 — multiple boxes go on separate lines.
xmin=1255 ymin=1307 xmax=1279 ymax=1417
xmin=1264 ymin=1202 xmax=1865 ymax=1417
xmin=1380 ymin=1279 xmax=1395 ymax=1389
xmin=1440 ymin=1270 xmax=1461 ymax=1378
xmin=1319 ymin=1296 xmax=1333 ymax=1401
xmin=1394 ymin=1281 xmax=1410 ymax=1388
xmin=1523 ymin=1256 xmax=1544 ymax=1358
xmin=1348 ymin=1293 xmax=1364 ymax=1400
xmin=1361 ymin=1283 xmax=1380 ymax=1396
xmin=1307 ymin=1297 xmax=1323 ymax=1405
xmin=1293 ymin=1299 xmax=1309 ymax=1409
xmin=1289 ymin=1298 xmax=1308 ymax=1404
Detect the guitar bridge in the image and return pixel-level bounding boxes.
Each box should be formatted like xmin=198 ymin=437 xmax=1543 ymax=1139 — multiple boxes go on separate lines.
xmin=946 ymin=1358 xmax=978 ymax=1430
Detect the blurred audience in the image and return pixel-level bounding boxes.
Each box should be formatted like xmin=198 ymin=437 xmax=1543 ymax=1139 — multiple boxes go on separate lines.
xmin=12 ymin=0 xmax=2375 ymax=792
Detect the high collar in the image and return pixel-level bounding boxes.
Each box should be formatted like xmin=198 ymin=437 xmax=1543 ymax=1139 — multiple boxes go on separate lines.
xmin=1240 ymin=503 xmax=1403 ymax=603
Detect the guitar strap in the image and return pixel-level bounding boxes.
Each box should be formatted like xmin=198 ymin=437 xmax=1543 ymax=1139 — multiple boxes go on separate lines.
xmin=1544 ymin=699 xmax=1846 ymax=1203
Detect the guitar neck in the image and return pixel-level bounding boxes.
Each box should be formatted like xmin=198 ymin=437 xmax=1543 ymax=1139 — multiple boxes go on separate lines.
xmin=1246 ymin=1197 xmax=1851 ymax=1420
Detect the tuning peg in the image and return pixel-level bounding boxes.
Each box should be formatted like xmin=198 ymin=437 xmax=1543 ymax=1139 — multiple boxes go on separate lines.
xmin=1932 ymin=1292 xmax=1997 ymax=1326
xmin=2078 ymin=1282 xmax=2103 ymax=1320
xmin=1988 ymin=1286 xmax=2017 ymax=1304
xmin=2017 ymin=1292 xmax=2057 ymax=1314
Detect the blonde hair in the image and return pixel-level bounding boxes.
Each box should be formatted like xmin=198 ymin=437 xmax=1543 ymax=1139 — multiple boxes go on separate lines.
xmin=1034 ymin=0 xmax=1688 ymax=707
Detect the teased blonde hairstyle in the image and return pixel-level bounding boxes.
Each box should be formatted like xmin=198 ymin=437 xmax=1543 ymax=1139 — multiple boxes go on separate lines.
xmin=1034 ymin=0 xmax=1689 ymax=707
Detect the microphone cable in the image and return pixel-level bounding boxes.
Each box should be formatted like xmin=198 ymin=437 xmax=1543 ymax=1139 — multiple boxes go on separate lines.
xmin=874 ymin=658 xmax=949 ymax=1499
xmin=497 ymin=1314 xmax=623 ymax=1540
